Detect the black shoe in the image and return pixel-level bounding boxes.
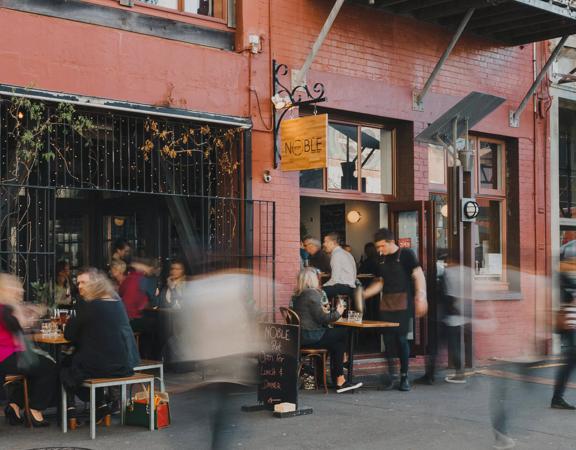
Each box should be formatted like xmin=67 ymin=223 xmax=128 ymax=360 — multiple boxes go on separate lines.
xmin=96 ymin=402 xmax=112 ymax=424
xmin=4 ymin=405 xmax=23 ymax=426
xmin=551 ymin=397 xmax=576 ymax=410
xmin=399 ymin=376 xmax=411 ymax=392
xmin=29 ymin=413 xmax=50 ymax=428
xmin=336 ymin=381 xmax=363 ymax=393
xmin=413 ymin=374 xmax=435 ymax=385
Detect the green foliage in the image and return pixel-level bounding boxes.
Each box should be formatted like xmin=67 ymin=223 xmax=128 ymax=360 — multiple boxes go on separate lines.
xmin=8 ymin=96 xmax=95 ymax=170
xmin=30 ymin=281 xmax=53 ymax=306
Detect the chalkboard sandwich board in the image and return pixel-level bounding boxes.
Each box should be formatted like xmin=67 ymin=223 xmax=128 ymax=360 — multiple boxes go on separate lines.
xmin=242 ymin=322 xmax=313 ymax=418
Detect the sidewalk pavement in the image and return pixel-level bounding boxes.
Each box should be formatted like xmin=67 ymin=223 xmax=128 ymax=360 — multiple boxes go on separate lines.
xmin=3 ymin=364 xmax=576 ymax=450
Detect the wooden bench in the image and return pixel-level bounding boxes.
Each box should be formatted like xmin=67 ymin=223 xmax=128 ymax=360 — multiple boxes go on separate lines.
xmin=61 ymin=373 xmax=155 ymax=440
xmin=134 ymin=359 xmax=165 ymax=392
xmin=3 ymin=375 xmax=31 ymax=427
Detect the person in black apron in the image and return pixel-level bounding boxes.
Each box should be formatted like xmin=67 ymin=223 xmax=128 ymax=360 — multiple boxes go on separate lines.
xmin=363 ymin=228 xmax=427 ymax=392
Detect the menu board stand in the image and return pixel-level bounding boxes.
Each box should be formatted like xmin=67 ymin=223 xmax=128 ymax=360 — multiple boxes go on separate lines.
xmin=242 ymin=323 xmax=313 ymax=418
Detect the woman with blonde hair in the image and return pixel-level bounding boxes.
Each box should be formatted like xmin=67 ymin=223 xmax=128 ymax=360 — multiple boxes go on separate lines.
xmin=0 ymin=273 xmax=58 ymax=427
xmin=61 ymin=268 xmax=139 ymax=419
xmin=291 ymin=267 xmax=362 ymax=393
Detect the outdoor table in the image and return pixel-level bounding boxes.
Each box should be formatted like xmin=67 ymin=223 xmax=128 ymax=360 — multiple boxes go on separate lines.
xmin=33 ymin=333 xmax=71 ymax=363
xmin=333 ymin=320 xmax=399 ymax=384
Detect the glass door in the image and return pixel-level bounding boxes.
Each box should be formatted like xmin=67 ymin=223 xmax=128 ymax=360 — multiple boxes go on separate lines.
xmin=388 ymin=201 xmax=430 ymax=355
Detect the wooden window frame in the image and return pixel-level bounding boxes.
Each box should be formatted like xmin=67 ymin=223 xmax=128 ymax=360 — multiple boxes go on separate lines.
xmin=475 ymin=137 xmax=506 ymax=197
xmin=300 ymin=119 xmax=397 ymax=202
xmin=472 ymin=136 xmax=507 ymax=288
xmin=134 ymin=0 xmax=229 ymax=25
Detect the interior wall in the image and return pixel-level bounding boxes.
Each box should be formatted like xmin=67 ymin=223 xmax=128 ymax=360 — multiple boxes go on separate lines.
xmin=300 ymin=197 xmax=382 ymax=262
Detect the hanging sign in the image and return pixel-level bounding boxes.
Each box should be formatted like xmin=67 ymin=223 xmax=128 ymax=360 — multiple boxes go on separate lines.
xmin=280 ymin=114 xmax=328 ymax=171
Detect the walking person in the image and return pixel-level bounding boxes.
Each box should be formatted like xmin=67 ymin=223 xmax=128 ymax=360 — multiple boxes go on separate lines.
xmin=363 ymin=228 xmax=427 ymax=392
xmin=551 ymin=255 xmax=576 ymax=409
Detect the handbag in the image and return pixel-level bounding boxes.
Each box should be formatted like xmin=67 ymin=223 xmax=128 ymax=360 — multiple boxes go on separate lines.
xmin=16 ymin=332 xmax=51 ymax=372
xmin=125 ymin=385 xmax=171 ymax=429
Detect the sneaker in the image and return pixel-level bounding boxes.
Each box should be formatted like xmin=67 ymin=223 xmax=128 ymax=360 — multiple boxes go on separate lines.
xmin=398 ymin=376 xmax=411 ymax=392
xmin=336 ymin=381 xmax=363 ymax=393
xmin=413 ymin=374 xmax=435 ymax=385
xmin=445 ymin=374 xmax=467 ymax=384
xmin=551 ymin=397 xmax=576 ymax=410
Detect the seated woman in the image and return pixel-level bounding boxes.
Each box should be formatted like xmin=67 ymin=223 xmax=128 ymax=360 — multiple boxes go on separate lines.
xmin=61 ymin=268 xmax=139 ymax=418
xmin=291 ymin=267 xmax=362 ymax=393
xmin=0 ymin=273 xmax=58 ymax=427
xmin=54 ymin=260 xmax=76 ymax=308
xmin=160 ymin=259 xmax=188 ymax=308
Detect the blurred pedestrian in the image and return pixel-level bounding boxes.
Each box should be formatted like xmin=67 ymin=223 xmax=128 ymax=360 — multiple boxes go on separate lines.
xmin=551 ymin=256 xmax=576 ymax=409
xmin=175 ymin=270 xmax=263 ymax=449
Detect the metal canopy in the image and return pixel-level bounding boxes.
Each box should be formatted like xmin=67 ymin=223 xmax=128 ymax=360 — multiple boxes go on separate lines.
xmin=415 ymin=92 xmax=505 ymax=145
xmin=353 ymin=0 xmax=576 ymax=45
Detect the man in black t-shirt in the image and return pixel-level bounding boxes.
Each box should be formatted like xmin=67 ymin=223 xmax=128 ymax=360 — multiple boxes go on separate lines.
xmin=363 ymin=228 xmax=427 ymax=392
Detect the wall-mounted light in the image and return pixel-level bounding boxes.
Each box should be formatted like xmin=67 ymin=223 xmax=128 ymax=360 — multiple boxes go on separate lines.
xmin=271 ymin=94 xmax=292 ymax=110
xmin=347 ymin=210 xmax=362 ymax=224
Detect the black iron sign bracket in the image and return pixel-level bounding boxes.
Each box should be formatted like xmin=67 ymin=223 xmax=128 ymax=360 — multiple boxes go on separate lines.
xmin=272 ymin=60 xmax=326 ymax=169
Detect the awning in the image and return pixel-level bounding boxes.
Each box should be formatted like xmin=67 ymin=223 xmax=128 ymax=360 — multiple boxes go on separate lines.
xmin=354 ymin=0 xmax=576 ymax=45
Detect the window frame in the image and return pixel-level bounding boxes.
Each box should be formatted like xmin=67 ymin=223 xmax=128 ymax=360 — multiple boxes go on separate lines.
xmin=134 ymin=0 xmax=230 ymax=25
xmin=429 ymin=135 xmax=508 ymax=288
xmin=300 ymin=118 xmax=397 ymax=202
xmin=476 ymin=137 xmax=506 ymax=197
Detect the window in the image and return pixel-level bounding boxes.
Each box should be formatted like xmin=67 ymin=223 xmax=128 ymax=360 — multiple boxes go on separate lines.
xmin=428 ymin=136 xmax=507 ymax=284
xmin=428 ymin=144 xmax=446 ymax=186
xmin=473 ymin=138 xmax=506 ymax=282
xmin=137 ymin=0 xmax=227 ymax=20
xmin=300 ymin=120 xmax=394 ymax=196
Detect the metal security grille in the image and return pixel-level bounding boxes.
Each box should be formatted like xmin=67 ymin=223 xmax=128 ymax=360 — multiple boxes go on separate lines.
xmin=0 ymin=96 xmax=275 ymax=316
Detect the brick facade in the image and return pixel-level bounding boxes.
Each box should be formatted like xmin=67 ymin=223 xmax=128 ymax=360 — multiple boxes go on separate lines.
xmin=0 ymin=0 xmax=552 ymax=360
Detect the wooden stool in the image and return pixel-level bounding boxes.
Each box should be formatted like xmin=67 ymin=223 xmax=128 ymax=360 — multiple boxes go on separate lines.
xmin=4 ymin=375 xmax=31 ymax=427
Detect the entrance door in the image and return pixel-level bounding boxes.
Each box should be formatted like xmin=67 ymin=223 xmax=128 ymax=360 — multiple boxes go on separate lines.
xmin=387 ymin=201 xmax=431 ymax=355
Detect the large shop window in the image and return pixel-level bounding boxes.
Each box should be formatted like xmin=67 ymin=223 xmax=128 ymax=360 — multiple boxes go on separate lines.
xmin=137 ymin=0 xmax=227 ymax=19
xmin=300 ymin=121 xmax=394 ymax=196
xmin=429 ymin=136 xmax=507 ymax=284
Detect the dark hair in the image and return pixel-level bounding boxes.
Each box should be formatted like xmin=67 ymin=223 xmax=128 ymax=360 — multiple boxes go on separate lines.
xmin=325 ymin=232 xmax=340 ymax=245
xmin=56 ymin=260 xmax=69 ymax=274
xmin=113 ymin=238 xmax=131 ymax=252
xmin=364 ymin=242 xmax=378 ymax=259
xmin=170 ymin=258 xmax=188 ymax=274
xmin=374 ymin=228 xmax=395 ymax=243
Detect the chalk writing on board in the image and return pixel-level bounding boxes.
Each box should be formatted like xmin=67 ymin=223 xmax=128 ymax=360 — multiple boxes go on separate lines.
xmin=257 ymin=323 xmax=299 ymax=410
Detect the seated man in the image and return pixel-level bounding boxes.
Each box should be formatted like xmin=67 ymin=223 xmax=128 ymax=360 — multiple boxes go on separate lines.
xmin=302 ymin=236 xmax=331 ymax=274
xmin=322 ymin=232 xmax=357 ymax=299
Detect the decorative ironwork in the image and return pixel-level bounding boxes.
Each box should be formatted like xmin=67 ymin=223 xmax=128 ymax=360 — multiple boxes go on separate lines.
xmin=272 ymin=60 xmax=327 ymax=168
xmin=0 ymin=95 xmax=276 ymax=318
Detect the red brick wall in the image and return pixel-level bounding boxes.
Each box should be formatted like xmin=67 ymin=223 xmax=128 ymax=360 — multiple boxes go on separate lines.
xmin=265 ymin=0 xmax=550 ymax=360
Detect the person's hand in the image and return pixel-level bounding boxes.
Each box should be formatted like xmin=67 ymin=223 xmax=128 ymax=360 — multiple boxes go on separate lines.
xmin=336 ymin=303 xmax=345 ymax=316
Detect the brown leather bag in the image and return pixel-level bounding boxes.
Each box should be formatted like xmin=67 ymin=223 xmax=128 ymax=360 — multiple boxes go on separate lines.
xmin=379 ymin=292 xmax=408 ymax=312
